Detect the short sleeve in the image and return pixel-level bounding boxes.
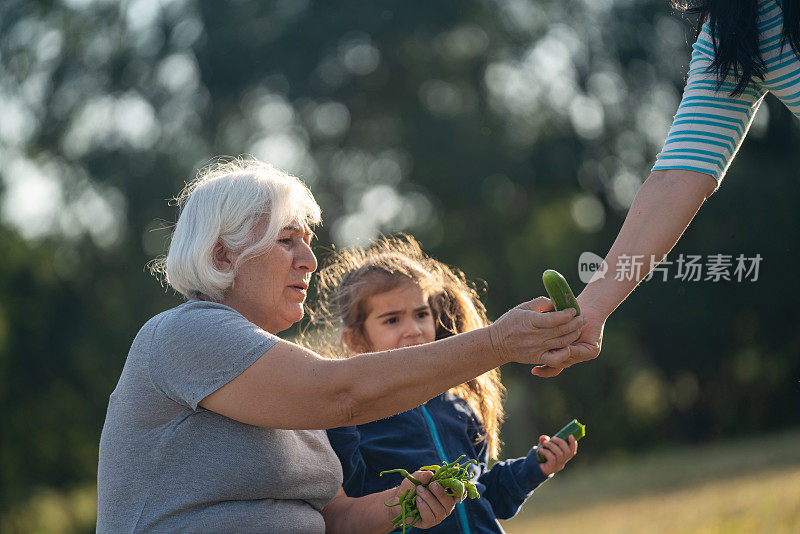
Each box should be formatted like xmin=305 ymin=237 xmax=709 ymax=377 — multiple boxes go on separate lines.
xmin=653 ymin=24 xmax=767 ymax=186
xmin=148 ymin=300 xmax=280 ymax=410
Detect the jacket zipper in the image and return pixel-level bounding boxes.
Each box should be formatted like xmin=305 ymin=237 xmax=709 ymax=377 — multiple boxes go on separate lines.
xmin=420 ymin=403 xmax=472 ymax=534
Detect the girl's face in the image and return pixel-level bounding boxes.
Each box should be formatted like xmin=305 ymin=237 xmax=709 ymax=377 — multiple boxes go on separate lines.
xmin=356 ymin=282 xmax=437 ymax=352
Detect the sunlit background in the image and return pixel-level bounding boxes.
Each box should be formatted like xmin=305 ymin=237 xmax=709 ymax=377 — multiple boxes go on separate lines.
xmin=1 ymin=0 xmax=798 ymax=531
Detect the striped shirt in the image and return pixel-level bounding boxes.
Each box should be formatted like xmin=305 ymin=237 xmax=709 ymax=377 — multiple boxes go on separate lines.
xmin=653 ymin=0 xmax=800 ymax=185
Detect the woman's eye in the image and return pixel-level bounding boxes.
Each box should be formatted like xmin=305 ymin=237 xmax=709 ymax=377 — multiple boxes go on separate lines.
xmin=278 ymin=237 xmax=293 ymax=245
xmin=417 ymin=311 xmax=430 ymax=318
xmin=384 ymin=317 xmax=398 ymax=325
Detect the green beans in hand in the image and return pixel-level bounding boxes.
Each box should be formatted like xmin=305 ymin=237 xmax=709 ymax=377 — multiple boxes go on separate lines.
xmin=380 ymin=456 xmax=481 ymax=533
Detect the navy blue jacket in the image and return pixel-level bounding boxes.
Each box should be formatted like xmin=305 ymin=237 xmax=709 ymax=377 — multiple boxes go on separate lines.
xmin=326 ymin=392 xmax=549 ymax=534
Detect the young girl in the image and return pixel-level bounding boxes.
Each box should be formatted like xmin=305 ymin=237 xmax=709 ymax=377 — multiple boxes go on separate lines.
xmin=312 ymin=235 xmax=579 ymax=534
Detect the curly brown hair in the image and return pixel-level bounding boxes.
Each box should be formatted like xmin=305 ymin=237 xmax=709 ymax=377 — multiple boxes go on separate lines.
xmin=308 ymin=234 xmax=506 ymax=459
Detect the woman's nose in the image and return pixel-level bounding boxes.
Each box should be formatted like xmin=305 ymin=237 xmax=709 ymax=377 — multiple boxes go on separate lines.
xmin=296 ymin=242 xmax=318 ymax=273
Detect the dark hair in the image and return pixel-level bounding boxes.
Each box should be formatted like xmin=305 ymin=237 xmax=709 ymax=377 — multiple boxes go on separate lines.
xmin=672 ymin=0 xmax=800 ymax=95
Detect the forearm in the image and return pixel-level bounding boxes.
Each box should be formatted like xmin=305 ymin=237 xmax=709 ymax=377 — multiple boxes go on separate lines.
xmin=580 ymin=169 xmax=717 ymax=318
xmin=322 ymin=488 xmax=395 ymax=534
xmin=333 ymin=326 xmax=504 ymax=426
xmin=478 ymin=451 xmax=548 ymax=519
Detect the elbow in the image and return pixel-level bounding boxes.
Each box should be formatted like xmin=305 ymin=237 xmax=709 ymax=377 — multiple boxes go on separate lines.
xmin=324 ymin=358 xmax=394 ymax=427
xmin=331 ymin=381 xmax=384 ymax=427
xmin=330 ymin=390 xmax=360 ymax=428
xmin=487 ymin=500 xmax=518 ymax=520
xmin=322 ymin=356 xmax=412 ymax=427
xmin=324 ymin=367 xmax=371 ymax=427
xmin=494 ymin=498 xmax=530 ymax=520
xmin=330 ymin=377 xmax=397 ymax=427
xmin=309 ymin=359 xmax=366 ymax=428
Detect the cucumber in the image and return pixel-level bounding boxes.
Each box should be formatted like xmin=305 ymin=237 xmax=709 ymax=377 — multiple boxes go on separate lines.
xmin=536 ymin=419 xmax=586 ymax=463
xmin=542 ymin=269 xmax=580 ymax=316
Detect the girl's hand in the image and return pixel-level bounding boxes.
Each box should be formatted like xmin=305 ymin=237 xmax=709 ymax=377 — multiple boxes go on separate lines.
xmin=489 ymin=297 xmax=586 ymax=367
xmin=386 ymin=470 xmax=459 ymax=530
xmin=536 ymin=434 xmax=578 ymax=476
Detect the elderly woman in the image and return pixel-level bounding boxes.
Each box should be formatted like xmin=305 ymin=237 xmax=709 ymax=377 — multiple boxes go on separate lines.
xmin=96 ymin=158 xmax=585 ymax=533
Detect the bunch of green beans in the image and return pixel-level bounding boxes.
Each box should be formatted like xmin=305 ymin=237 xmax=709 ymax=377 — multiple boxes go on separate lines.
xmin=379 ymin=455 xmax=480 ymax=533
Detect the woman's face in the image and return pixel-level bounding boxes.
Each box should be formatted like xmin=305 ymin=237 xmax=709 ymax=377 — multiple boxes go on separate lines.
xmin=357 ymin=282 xmax=437 ymax=352
xmin=223 ymin=223 xmax=317 ymax=334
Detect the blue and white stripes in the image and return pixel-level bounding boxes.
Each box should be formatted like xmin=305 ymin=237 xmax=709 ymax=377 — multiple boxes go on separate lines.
xmin=653 ymin=0 xmax=800 ymax=183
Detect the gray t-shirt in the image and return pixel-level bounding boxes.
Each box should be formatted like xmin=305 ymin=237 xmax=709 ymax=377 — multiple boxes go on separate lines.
xmin=97 ymin=299 xmax=343 ymax=533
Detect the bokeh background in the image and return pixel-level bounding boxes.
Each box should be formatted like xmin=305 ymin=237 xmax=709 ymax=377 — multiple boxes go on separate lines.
xmin=1 ymin=0 xmax=798 ymax=531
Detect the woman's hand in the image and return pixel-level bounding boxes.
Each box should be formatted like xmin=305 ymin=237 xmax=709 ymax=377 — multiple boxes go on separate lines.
xmin=536 ymin=434 xmax=578 ymax=476
xmin=322 ymin=470 xmax=458 ymax=534
xmin=531 ymin=294 xmax=606 ymax=377
xmin=386 ymin=470 xmax=459 ymax=530
xmin=489 ymin=297 xmax=586 ymax=367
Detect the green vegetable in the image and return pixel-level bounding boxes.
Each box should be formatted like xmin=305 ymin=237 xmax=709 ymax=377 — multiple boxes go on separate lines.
xmin=380 ymin=455 xmax=481 ymax=533
xmin=542 ymin=269 xmax=580 ymax=316
xmin=536 ymin=419 xmax=586 ymax=463
xmin=464 ymin=480 xmax=479 ymax=499
xmin=438 ymin=477 xmax=465 ymax=497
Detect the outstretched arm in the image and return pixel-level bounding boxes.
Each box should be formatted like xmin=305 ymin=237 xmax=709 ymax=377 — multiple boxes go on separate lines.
xmin=201 ymin=298 xmax=584 ymax=428
xmin=532 ymin=168 xmax=717 ymax=377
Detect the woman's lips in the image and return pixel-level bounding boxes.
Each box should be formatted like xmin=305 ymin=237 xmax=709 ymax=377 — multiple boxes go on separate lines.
xmin=288 ymin=283 xmax=308 ymax=297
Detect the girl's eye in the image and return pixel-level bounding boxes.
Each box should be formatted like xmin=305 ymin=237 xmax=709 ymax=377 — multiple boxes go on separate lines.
xmin=278 ymin=237 xmax=293 ymax=245
xmin=417 ymin=310 xmax=430 ymax=318
xmin=384 ymin=317 xmax=398 ymax=325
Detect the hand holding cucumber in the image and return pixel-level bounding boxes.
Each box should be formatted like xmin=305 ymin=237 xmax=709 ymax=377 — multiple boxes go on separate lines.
xmin=542 ymin=270 xmax=580 ymax=316
xmin=532 ymin=270 xmax=602 ymax=376
xmin=488 ymin=296 xmax=585 ymax=367
xmin=534 ymin=419 xmax=585 ymax=476
xmin=535 ymin=434 xmax=578 ymax=476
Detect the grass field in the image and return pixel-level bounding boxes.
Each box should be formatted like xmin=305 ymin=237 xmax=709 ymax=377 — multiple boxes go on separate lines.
xmin=2 ymin=430 xmax=799 ymax=533
xmin=501 ymin=429 xmax=800 ymax=534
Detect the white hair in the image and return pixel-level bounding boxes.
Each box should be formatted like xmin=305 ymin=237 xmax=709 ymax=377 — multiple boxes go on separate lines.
xmin=156 ymin=157 xmax=321 ymax=301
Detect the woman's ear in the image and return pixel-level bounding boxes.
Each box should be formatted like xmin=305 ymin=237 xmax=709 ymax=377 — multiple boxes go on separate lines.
xmin=342 ymin=327 xmax=370 ymax=353
xmin=212 ymin=241 xmax=233 ymax=271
